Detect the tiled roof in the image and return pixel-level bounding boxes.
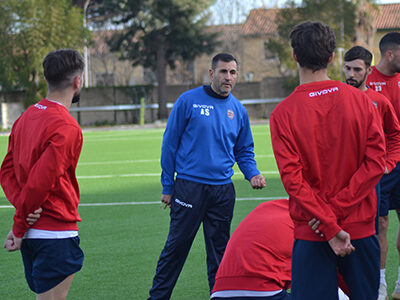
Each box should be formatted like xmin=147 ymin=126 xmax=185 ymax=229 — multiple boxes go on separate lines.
xmin=206 ymin=23 xmax=242 ymax=40
xmin=371 ymin=3 xmax=400 ymax=30
xmin=242 ymin=4 xmax=400 ymax=36
xmin=241 ymin=8 xmax=279 ymax=36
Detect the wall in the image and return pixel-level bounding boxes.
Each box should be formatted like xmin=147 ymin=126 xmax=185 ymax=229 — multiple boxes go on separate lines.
xmin=1 ymin=91 xmax=26 ymax=129
xmin=1 ymin=78 xmax=289 ymax=128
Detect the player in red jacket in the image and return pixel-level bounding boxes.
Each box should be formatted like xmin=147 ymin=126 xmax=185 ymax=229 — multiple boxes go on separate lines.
xmin=366 ymin=32 xmax=400 ymax=300
xmin=343 ymin=45 xmax=400 ymax=300
xmin=270 ymin=22 xmax=386 ymax=300
xmin=1 ymin=49 xmax=84 ymax=300
xmin=211 ymin=199 xmax=293 ymax=299
xmin=211 ymin=199 xmax=349 ymax=300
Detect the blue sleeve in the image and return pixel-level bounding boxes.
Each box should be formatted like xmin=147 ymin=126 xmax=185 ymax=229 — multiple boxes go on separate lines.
xmin=160 ymin=96 xmax=188 ymax=194
xmin=234 ymin=109 xmax=260 ymax=181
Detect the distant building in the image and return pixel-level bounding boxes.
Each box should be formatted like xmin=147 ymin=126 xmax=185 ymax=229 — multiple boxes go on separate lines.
xmin=87 ymin=3 xmax=400 ymax=87
xmin=370 ymin=4 xmax=400 ymax=59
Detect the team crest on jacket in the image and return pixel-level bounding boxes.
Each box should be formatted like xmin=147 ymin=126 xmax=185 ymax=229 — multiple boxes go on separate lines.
xmin=398 ymin=81 xmax=400 ymax=88
xmin=227 ymin=109 xmax=234 ymax=120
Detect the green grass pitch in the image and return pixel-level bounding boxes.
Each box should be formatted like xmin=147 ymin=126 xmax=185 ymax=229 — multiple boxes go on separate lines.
xmin=0 ymin=124 xmax=398 ymax=299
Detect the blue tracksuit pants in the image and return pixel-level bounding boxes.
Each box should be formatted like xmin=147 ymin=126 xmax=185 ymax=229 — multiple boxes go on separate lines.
xmin=148 ymin=178 xmax=235 ymax=300
xmin=291 ymin=236 xmax=380 ymax=300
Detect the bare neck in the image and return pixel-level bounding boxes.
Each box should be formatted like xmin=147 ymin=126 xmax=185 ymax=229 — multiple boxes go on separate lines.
xmin=375 ymin=59 xmax=396 ymax=77
xmin=360 ymin=82 xmax=368 ymax=92
xmin=46 ymin=91 xmax=73 ymax=110
xmin=298 ymin=67 xmax=330 ymax=85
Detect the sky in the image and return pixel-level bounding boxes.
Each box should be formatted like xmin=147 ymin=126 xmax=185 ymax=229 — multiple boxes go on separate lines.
xmin=210 ymin=0 xmax=400 ymax=25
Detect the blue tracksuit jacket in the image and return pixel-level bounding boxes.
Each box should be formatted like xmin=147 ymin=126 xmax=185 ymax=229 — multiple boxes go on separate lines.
xmin=161 ymin=86 xmax=260 ymax=194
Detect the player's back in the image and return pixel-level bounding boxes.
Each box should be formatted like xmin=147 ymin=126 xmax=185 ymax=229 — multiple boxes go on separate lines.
xmin=273 ymin=81 xmax=373 ymax=194
xmin=270 ymin=80 xmax=385 ymax=240
xmin=213 ymin=199 xmax=293 ymax=292
xmin=11 ymin=98 xmax=80 ymax=186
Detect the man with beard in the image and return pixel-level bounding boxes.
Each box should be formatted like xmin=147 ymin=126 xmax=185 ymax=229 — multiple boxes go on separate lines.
xmin=1 ymin=49 xmax=84 ymax=300
xmin=343 ymin=44 xmax=400 ymax=228
xmin=148 ymin=53 xmax=266 ymax=300
xmin=366 ymin=33 xmax=400 ymax=300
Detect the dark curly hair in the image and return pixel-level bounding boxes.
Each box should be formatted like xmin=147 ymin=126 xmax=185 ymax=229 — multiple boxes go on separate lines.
xmin=290 ymin=21 xmax=336 ymax=72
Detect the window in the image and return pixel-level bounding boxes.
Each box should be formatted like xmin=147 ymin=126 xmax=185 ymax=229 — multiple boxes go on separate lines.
xmin=264 ymin=41 xmax=277 ymax=61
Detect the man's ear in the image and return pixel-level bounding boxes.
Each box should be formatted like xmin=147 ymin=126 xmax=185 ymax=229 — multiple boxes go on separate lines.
xmin=367 ymin=65 xmax=373 ymax=76
xmin=209 ymin=68 xmax=214 ymax=81
xmin=385 ymin=49 xmax=393 ymax=61
xmin=328 ymin=52 xmax=335 ymax=64
xmin=73 ymin=75 xmax=81 ymax=89
xmin=292 ymin=51 xmax=298 ymax=62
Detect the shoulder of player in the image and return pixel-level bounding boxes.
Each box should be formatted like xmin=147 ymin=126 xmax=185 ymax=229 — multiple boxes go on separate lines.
xmin=365 ymin=88 xmax=390 ymax=104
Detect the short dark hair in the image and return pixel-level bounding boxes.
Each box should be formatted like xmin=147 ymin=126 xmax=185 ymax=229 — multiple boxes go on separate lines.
xmin=379 ymin=32 xmax=400 ymax=55
xmin=344 ymin=46 xmax=373 ymax=67
xmin=211 ymin=53 xmax=238 ymax=70
xmin=43 ymin=49 xmax=84 ymax=91
xmin=290 ymin=21 xmax=336 ymax=72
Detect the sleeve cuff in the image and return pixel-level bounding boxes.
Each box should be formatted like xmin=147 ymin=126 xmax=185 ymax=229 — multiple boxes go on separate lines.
xmin=12 ymin=222 xmax=27 ymax=239
xmin=162 ymin=185 xmax=174 ymax=195
xmin=319 ymin=222 xmax=342 ymax=241
xmin=244 ymin=170 xmax=261 ymax=182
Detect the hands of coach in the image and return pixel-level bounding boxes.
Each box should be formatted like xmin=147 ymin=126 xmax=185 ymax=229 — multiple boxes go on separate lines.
xmin=309 ymin=218 xmax=355 ymax=257
xmin=161 ymin=194 xmax=171 ymax=209
xmin=250 ymin=174 xmax=266 ymax=189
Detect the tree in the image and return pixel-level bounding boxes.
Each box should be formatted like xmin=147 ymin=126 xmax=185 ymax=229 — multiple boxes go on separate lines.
xmin=0 ymin=0 xmax=89 ymax=106
xmin=267 ymin=0 xmax=375 ymax=91
xmin=92 ymin=0 xmax=219 ymax=120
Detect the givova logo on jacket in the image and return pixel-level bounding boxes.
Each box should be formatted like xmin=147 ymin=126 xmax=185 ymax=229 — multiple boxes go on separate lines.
xmin=193 ymin=104 xmax=214 ymax=117
xmin=369 ymin=81 xmax=386 ymax=92
xmin=227 ymin=109 xmax=234 ymax=120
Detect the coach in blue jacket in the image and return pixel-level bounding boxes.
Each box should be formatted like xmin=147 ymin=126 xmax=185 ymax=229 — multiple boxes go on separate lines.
xmin=148 ymin=53 xmax=266 ymax=300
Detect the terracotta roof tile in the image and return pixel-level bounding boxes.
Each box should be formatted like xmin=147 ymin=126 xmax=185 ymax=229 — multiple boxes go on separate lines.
xmin=371 ymin=3 xmax=400 ymax=30
xmin=241 ymin=4 xmax=400 ymax=36
xmin=241 ymin=8 xmax=279 ymax=36
xmin=206 ymin=23 xmax=242 ymax=40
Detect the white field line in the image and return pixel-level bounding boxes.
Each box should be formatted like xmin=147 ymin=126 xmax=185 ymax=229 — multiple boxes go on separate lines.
xmin=79 ymin=159 xmax=159 ymax=166
xmin=0 ymin=196 xmax=287 ymax=209
xmin=76 ymin=170 xmax=279 ymax=179
xmin=82 ymin=131 xmax=269 ymax=142
xmin=78 ymin=155 xmax=274 ymax=166
xmin=84 ymin=136 xmax=162 ymax=142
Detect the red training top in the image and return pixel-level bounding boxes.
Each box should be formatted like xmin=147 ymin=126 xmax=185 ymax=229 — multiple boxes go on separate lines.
xmin=270 ymin=80 xmax=386 ymax=241
xmin=365 ymin=88 xmax=400 ymax=172
xmin=0 ymin=99 xmax=83 ymax=238
xmin=213 ymin=199 xmax=293 ymax=293
xmin=367 ymin=66 xmax=400 ymax=120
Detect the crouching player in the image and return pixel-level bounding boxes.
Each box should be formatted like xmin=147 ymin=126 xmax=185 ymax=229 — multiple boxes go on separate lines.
xmin=211 ymin=199 xmax=349 ymax=300
xmin=1 ymin=49 xmax=85 ymax=300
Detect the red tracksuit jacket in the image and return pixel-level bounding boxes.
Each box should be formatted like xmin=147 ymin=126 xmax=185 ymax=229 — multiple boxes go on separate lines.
xmin=365 ymin=87 xmax=400 ymax=172
xmin=213 ymin=199 xmax=293 ymax=293
xmin=270 ymin=80 xmax=386 ymax=241
xmin=367 ymin=66 xmax=400 ymax=120
xmin=0 ymin=99 xmax=83 ymax=238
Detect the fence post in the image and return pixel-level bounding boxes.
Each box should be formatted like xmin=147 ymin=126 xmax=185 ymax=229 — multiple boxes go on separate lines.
xmin=140 ymin=97 xmax=145 ymax=125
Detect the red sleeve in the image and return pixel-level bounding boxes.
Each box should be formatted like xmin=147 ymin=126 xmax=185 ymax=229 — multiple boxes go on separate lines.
xmin=0 ymin=130 xmax=21 ymax=207
xmin=270 ymin=112 xmax=341 ymax=240
xmin=382 ymin=99 xmax=400 ymax=173
xmin=331 ymin=101 xmax=386 ymax=216
xmin=12 ymin=125 xmax=82 ymax=238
